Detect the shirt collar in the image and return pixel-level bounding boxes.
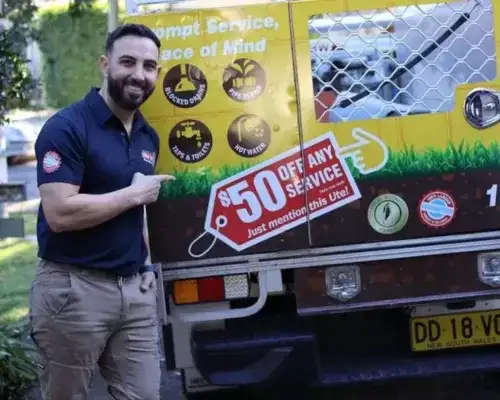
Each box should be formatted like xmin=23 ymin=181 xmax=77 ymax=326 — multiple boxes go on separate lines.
xmin=85 ymin=87 xmax=146 ymax=130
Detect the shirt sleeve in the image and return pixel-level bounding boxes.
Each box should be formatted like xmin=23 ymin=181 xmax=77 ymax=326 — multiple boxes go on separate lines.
xmin=35 ymin=116 xmax=86 ymax=187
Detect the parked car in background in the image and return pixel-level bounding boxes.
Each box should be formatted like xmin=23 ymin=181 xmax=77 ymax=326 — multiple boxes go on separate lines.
xmin=1 ymin=119 xmax=41 ymax=164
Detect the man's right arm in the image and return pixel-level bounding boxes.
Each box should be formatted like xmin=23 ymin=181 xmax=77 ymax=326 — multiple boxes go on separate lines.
xmin=36 ymin=116 xmax=172 ymax=233
xmin=39 ymin=182 xmax=143 ymax=233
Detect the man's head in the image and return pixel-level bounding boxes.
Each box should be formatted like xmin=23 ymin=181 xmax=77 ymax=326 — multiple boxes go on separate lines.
xmin=99 ymin=24 xmax=161 ymax=111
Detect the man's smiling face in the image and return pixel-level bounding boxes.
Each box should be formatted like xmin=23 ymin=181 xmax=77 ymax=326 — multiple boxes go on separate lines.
xmin=104 ymin=35 xmax=160 ymax=111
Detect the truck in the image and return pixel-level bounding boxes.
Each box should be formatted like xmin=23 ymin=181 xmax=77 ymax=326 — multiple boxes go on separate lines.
xmin=125 ymin=0 xmax=500 ymax=396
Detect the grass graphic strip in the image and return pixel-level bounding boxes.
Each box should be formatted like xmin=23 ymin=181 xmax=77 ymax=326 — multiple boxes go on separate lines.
xmin=348 ymin=140 xmax=500 ymax=180
xmin=159 ymin=141 xmax=500 ymax=198
xmin=159 ymin=163 xmax=252 ymax=198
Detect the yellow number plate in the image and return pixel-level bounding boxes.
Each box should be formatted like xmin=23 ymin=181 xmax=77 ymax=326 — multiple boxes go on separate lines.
xmin=410 ymin=310 xmax=500 ymax=352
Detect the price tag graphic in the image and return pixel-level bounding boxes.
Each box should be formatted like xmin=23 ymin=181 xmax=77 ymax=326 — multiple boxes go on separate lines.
xmin=188 ymin=131 xmax=364 ymax=257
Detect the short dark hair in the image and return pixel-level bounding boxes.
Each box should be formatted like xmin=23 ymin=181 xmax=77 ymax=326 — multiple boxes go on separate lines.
xmin=105 ymin=23 xmax=161 ymax=54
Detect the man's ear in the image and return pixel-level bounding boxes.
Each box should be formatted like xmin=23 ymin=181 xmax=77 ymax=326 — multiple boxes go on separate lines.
xmin=99 ymin=55 xmax=109 ymax=77
xmin=156 ymin=65 xmax=162 ymax=79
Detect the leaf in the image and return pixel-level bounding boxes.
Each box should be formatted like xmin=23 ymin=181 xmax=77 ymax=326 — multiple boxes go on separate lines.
xmin=230 ymin=63 xmax=243 ymax=74
xmin=0 ymin=30 xmax=34 ymax=125
xmin=243 ymin=64 xmax=255 ymax=75
xmin=383 ymin=203 xmax=391 ymax=221
xmin=0 ymin=317 xmax=37 ymax=398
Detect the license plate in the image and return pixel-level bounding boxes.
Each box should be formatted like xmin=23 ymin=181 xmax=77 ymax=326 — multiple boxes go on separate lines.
xmin=410 ymin=309 xmax=500 ymax=352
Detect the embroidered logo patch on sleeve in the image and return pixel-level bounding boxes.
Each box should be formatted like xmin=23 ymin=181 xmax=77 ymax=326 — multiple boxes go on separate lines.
xmin=43 ymin=151 xmax=61 ymax=173
xmin=142 ymin=150 xmax=156 ymax=166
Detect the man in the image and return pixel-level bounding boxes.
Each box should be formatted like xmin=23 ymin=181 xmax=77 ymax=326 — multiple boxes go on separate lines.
xmin=28 ymin=23 xmax=173 ymax=400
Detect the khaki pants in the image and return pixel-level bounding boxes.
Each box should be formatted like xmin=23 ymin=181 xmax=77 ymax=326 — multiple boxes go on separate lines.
xmin=28 ymin=259 xmax=161 ymax=400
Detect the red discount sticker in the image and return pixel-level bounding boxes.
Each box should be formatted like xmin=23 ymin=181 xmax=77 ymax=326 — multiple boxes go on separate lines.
xmin=202 ymin=132 xmax=361 ymax=252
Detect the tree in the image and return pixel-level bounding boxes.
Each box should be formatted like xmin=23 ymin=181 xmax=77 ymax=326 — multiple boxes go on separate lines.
xmin=0 ymin=0 xmax=119 ymax=124
xmin=70 ymin=0 xmax=118 ymax=30
xmin=0 ymin=30 xmax=32 ymax=125
xmin=2 ymin=0 xmax=38 ymax=51
xmin=69 ymin=0 xmax=97 ymax=16
xmin=0 ymin=0 xmax=38 ymax=125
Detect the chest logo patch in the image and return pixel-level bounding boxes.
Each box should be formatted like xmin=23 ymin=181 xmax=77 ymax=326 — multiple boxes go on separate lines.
xmin=142 ymin=150 xmax=156 ymax=167
xmin=42 ymin=151 xmax=61 ymax=174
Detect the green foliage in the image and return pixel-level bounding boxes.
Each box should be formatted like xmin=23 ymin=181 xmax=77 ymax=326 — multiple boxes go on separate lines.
xmin=0 ymin=30 xmax=33 ymax=125
xmin=0 ymin=0 xmax=37 ymax=123
xmin=3 ymin=0 xmax=38 ymax=51
xmin=0 ymin=1 xmax=39 ymax=394
xmin=68 ymin=0 xmax=97 ymax=16
xmin=0 ymin=315 xmax=37 ymax=400
xmin=2 ymin=0 xmax=38 ymax=51
xmin=0 ymin=240 xmax=39 ymax=323
xmin=37 ymin=5 xmax=108 ymax=108
xmin=0 ymin=238 xmax=39 ymax=399
xmin=159 ymin=140 xmax=500 ymax=198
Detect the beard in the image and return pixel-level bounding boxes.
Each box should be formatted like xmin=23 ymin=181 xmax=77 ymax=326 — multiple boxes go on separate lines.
xmin=107 ymin=73 xmax=155 ymax=111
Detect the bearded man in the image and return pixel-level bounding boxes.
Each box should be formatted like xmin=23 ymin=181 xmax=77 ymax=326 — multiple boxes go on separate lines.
xmin=29 ymin=24 xmax=174 ymax=400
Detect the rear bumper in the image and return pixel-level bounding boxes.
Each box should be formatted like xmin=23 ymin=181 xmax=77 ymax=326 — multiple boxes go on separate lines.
xmin=191 ymin=309 xmax=500 ymax=388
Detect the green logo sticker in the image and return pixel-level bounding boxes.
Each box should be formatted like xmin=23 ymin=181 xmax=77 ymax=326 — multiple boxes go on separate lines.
xmin=367 ymin=194 xmax=409 ymax=235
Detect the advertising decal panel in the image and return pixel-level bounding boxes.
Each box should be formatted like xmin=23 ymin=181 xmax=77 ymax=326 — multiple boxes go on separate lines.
xmin=127 ymin=0 xmax=500 ymax=263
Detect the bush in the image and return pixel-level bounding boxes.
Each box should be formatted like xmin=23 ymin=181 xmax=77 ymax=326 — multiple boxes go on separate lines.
xmin=0 ymin=0 xmax=37 ymax=123
xmin=37 ymin=5 xmax=108 ymax=108
xmin=0 ymin=315 xmax=37 ymax=400
xmin=0 ymin=29 xmax=33 ymax=125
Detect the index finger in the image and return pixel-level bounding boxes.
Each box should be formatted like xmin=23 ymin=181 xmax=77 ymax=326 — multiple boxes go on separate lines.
xmin=336 ymin=147 xmax=362 ymax=157
xmin=154 ymin=174 xmax=176 ymax=182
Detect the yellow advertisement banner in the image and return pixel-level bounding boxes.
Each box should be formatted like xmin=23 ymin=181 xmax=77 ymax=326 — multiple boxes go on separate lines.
xmin=127 ymin=3 xmax=299 ymax=176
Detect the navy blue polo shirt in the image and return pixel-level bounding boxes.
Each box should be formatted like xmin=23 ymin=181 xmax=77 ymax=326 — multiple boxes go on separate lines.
xmin=35 ymin=87 xmax=160 ymax=276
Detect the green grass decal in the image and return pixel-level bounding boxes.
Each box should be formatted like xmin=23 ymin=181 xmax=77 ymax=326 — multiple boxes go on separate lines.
xmin=159 ymin=163 xmax=253 ymax=199
xmin=159 ymin=140 xmax=500 ymax=198
xmin=349 ymin=140 xmax=500 ymax=180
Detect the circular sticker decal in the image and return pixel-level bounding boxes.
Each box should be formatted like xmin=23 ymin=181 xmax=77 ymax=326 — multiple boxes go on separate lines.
xmin=227 ymin=114 xmax=271 ymax=158
xmin=169 ymin=120 xmax=212 ymax=163
xmin=418 ymin=190 xmax=456 ymax=228
xmin=163 ymin=64 xmax=207 ymax=108
xmin=367 ymin=194 xmax=409 ymax=235
xmin=42 ymin=151 xmax=61 ymax=174
xmin=222 ymin=58 xmax=266 ymax=102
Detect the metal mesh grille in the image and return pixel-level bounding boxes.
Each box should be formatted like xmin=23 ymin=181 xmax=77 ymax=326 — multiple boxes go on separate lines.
xmin=309 ymin=0 xmax=497 ymax=123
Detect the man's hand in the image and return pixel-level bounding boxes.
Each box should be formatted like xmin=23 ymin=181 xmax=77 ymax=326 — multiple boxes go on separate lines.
xmin=140 ymin=271 xmax=156 ymax=293
xmin=131 ymin=172 xmax=175 ymax=205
